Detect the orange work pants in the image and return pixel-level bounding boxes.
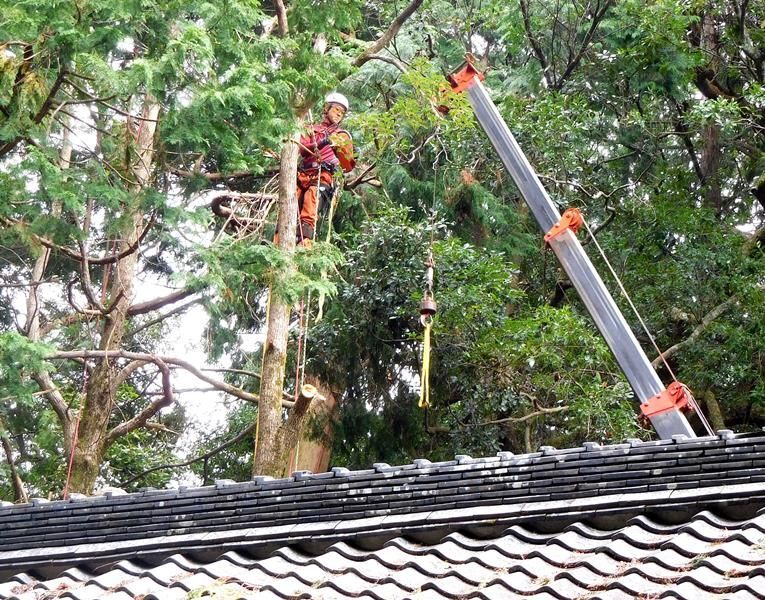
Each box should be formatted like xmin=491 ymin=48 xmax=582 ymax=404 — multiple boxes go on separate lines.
xmin=296 ymin=170 xmax=334 ymax=246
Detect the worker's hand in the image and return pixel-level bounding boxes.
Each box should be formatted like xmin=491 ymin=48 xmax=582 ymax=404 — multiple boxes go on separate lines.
xmin=315 ymin=133 xmax=331 ymax=149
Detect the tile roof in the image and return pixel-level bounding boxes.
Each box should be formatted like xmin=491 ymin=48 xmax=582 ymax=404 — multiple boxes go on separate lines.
xmin=1 ymin=430 xmax=764 ymax=599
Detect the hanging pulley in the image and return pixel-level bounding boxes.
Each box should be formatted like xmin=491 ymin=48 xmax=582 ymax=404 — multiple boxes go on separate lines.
xmin=420 ymin=251 xmax=437 ymax=325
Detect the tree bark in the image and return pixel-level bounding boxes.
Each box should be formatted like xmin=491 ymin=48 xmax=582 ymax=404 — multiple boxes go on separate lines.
xmin=700 ymin=388 xmax=726 ymax=431
xmin=0 ymin=416 xmax=28 ymax=503
xmin=262 ymin=384 xmax=320 ymax=479
xmin=252 ymin=127 xmax=301 ymax=478
xmin=697 ymin=12 xmax=724 ymax=213
xmin=291 ymin=377 xmax=337 ymax=473
xmin=68 ymin=99 xmax=160 ymax=495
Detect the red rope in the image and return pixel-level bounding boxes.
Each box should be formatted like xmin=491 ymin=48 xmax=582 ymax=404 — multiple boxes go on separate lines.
xmin=63 ymin=362 xmax=90 ymax=499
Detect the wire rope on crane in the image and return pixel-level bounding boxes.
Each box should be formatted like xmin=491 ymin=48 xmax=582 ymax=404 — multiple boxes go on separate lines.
xmin=418 ymin=151 xmax=446 ymax=409
xmin=579 ymin=217 xmax=715 ymax=436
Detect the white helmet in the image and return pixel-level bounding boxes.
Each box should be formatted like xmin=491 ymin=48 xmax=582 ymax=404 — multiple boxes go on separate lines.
xmin=325 ymin=92 xmax=349 ymax=112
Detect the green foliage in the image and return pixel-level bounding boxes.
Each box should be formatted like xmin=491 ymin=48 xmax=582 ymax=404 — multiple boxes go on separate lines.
xmin=0 ymin=332 xmax=52 ymax=405
xmin=200 ymin=238 xmax=343 ymax=360
xmin=603 ymin=0 xmax=702 ymax=97
xmin=189 ymin=402 xmax=257 ymax=484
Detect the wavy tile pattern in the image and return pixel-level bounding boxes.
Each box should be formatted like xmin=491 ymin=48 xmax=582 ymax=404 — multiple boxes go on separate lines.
xmin=0 ymin=510 xmax=763 ymax=599
xmin=1 ymin=431 xmax=765 ymax=598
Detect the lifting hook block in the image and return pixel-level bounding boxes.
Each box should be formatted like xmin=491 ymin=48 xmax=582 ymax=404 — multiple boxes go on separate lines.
xmin=640 ymin=381 xmax=692 ymax=418
xmin=544 ymin=208 xmax=584 ymax=243
xmin=420 ymin=295 xmax=437 ymax=320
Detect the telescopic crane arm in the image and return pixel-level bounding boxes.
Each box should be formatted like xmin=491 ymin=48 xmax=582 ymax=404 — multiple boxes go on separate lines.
xmin=447 ymin=61 xmax=697 ymax=440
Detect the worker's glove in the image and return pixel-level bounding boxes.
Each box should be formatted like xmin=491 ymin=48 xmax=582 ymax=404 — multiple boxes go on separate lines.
xmin=315 ymin=133 xmax=331 ymax=149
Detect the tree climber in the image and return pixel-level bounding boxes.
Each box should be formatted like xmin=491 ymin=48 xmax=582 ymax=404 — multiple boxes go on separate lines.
xmin=294 ymin=92 xmax=356 ymax=246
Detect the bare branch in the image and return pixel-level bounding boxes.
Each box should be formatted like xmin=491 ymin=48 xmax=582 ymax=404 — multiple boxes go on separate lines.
xmin=127 ymin=288 xmax=198 ymax=316
xmin=553 ymin=0 xmax=615 ymax=90
xmin=128 ymin=298 xmax=203 ymax=339
xmin=353 ymin=0 xmax=425 ymax=67
xmin=652 ymin=296 xmax=739 ymax=370
xmin=63 ymin=77 xmax=161 ymax=123
xmin=475 ymin=405 xmax=569 ymax=426
xmin=77 ymin=240 xmax=107 ymax=312
xmin=169 ymin=168 xmax=268 ymax=182
xmin=30 ymin=372 xmax=74 ymax=457
xmin=118 ymin=419 xmax=258 ymax=488
xmin=363 ymin=54 xmax=408 ymax=73
xmin=50 ymin=349 xmax=294 ymax=407
xmin=1 ymin=213 xmax=155 ymax=265
xmin=345 ymin=162 xmax=377 ymax=189
xmin=106 ymin=358 xmax=174 ymax=444
xmin=113 ymin=360 xmax=149 ymax=390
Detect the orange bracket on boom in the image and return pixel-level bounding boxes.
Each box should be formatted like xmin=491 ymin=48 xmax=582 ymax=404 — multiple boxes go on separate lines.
xmin=447 ymin=58 xmax=485 ymax=93
xmin=544 ymin=208 xmax=584 ymax=242
xmin=641 ymin=381 xmax=692 ymax=418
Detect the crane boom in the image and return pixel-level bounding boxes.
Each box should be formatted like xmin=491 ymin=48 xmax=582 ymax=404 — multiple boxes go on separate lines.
xmin=448 ymin=62 xmax=697 ymax=440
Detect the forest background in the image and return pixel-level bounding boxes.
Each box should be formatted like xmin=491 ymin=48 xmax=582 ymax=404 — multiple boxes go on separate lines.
xmin=1 ymin=0 xmax=764 ymax=501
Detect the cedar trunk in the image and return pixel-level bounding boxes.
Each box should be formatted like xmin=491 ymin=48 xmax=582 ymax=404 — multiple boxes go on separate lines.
xmin=252 ymin=127 xmax=302 ymax=478
xmin=68 ymin=101 xmax=159 ymax=495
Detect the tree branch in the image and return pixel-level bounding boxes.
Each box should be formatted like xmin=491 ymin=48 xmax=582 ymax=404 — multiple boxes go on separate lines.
xmin=106 ymin=358 xmax=174 ymax=444
xmin=128 ymin=298 xmax=203 ymax=339
xmin=169 ymin=167 xmax=267 ymax=182
xmin=1 ymin=213 xmax=155 ymax=265
xmin=363 ymin=54 xmax=408 ymax=73
xmin=127 ymin=288 xmax=199 ymax=316
xmin=117 ymin=419 xmax=259 ymax=488
xmin=274 ymin=0 xmax=288 ymax=36
xmin=353 ymin=0 xmax=425 ymax=67
xmin=49 ymin=350 xmax=294 ymax=407
xmin=475 ymin=405 xmax=568 ymax=426
xmin=77 ymin=240 xmax=107 ymax=312
xmin=519 ymin=0 xmax=552 ymax=87
xmin=0 ymin=418 xmax=28 ymax=503
xmin=552 ymin=0 xmax=615 ymax=90
xmin=113 ymin=359 xmax=149 ymax=390
xmin=652 ymin=296 xmax=739 ymax=370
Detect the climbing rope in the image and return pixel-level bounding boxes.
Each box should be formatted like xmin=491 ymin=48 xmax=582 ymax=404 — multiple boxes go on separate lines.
xmin=580 ymin=218 xmax=715 ymax=436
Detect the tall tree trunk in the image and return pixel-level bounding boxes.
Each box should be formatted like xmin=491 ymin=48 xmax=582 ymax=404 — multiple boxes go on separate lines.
xmin=253 ymin=127 xmax=301 ymax=478
xmin=698 ymin=11 xmax=724 ymax=213
xmin=68 ymin=100 xmax=160 ymax=494
xmin=701 ymin=122 xmax=722 ymax=212
xmin=700 ymin=388 xmax=726 ymax=431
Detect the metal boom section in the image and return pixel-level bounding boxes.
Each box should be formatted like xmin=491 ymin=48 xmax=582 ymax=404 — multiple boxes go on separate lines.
xmin=449 ymin=64 xmax=696 ymax=439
